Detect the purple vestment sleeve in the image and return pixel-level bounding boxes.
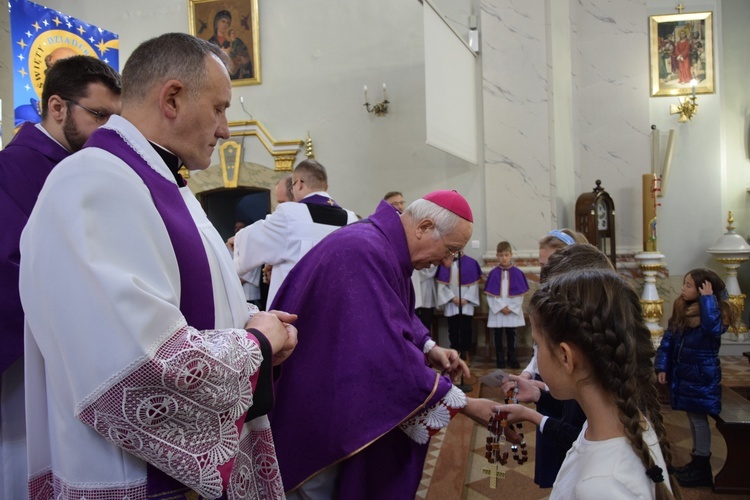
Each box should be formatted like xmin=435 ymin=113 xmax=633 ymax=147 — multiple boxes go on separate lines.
xmin=0 ymin=123 xmax=69 ymax=373
xmin=484 ymin=265 xmax=529 ymax=297
xmin=270 ymin=200 xmax=452 ymax=497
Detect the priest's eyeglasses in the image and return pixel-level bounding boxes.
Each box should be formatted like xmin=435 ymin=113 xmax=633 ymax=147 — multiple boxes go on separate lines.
xmin=63 ymin=98 xmax=112 ymax=124
xmin=440 ymin=234 xmax=461 ymax=259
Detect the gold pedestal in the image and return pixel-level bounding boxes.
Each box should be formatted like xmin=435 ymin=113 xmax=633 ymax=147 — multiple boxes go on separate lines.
xmin=635 ymin=252 xmax=665 ymax=347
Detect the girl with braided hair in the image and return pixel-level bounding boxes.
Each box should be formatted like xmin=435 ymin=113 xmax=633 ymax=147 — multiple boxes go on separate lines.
xmin=527 ymin=269 xmax=679 ymax=499
xmin=655 ymin=268 xmax=737 ymax=488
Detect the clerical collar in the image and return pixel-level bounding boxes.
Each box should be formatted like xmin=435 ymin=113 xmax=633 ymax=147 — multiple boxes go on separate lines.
xmin=149 ymin=141 xmax=185 ymax=187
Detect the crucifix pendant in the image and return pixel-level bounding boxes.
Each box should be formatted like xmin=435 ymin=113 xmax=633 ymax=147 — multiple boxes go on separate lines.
xmin=482 ymin=462 xmax=505 ymax=488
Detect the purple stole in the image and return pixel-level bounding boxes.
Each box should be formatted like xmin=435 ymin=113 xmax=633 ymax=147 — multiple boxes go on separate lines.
xmin=84 ymin=128 xmax=215 ymax=498
xmin=435 ymin=254 xmax=482 ymax=285
xmin=299 ymin=193 xmax=341 ymax=208
xmin=484 ymin=265 xmax=529 ymax=297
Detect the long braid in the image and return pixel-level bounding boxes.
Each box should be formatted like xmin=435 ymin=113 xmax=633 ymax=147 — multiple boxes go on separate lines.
xmin=530 ymin=270 xmax=680 ymax=499
xmin=633 ymin=300 xmax=683 ymax=499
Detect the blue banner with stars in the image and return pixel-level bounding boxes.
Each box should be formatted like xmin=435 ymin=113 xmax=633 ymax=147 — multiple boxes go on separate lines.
xmin=10 ymin=0 xmax=119 ymax=128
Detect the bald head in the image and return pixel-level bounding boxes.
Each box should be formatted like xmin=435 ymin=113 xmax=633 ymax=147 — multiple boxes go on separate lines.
xmin=44 ymin=47 xmax=78 ymax=72
xmin=275 ymin=174 xmax=293 ymax=204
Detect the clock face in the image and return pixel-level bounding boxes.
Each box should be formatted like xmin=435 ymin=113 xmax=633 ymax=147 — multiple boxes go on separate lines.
xmin=596 ymin=199 xmax=608 ymax=230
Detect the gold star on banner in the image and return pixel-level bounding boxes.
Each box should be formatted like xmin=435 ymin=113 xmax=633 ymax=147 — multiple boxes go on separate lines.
xmin=52 ymin=17 xmax=62 ymax=27
xmin=32 ymin=21 xmax=41 ymax=31
xmin=77 ymin=25 xmax=85 ymax=35
xmin=19 ymin=68 xmax=27 ymax=77
xmin=96 ymin=39 xmax=109 ymax=54
xmin=17 ymin=39 xmax=27 ymax=49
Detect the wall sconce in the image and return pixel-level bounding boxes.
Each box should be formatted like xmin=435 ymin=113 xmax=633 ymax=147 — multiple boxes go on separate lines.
xmin=363 ymin=83 xmax=389 ymax=116
xmin=670 ymin=79 xmax=698 ymax=123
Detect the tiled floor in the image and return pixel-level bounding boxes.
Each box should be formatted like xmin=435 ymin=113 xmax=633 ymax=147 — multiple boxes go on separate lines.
xmin=420 ymin=355 xmax=750 ymax=499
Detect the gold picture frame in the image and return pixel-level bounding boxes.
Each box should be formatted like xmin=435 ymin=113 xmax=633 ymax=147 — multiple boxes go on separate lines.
xmin=189 ymin=0 xmax=261 ymax=86
xmin=649 ymin=11 xmax=713 ymax=97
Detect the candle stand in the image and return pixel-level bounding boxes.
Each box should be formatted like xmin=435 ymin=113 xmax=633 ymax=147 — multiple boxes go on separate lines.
xmin=635 ymin=252 xmax=666 ymax=348
xmin=708 ymin=212 xmax=750 ymax=340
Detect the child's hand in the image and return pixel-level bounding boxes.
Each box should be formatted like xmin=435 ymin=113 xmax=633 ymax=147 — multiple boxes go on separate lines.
xmin=501 ymin=375 xmax=541 ymax=403
xmin=657 ymin=372 xmax=667 ymax=384
xmin=699 ymin=280 xmax=713 ymax=296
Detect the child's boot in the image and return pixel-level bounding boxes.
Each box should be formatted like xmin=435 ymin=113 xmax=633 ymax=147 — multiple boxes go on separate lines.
xmin=675 ymin=454 xmax=713 ymax=488
xmin=669 ymin=453 xmax=696 ymax=475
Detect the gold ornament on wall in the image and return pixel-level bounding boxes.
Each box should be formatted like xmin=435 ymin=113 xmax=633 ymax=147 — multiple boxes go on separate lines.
xmin=228 ymin=120 xmax=303 ymax=171
xmin=305 ymin=132 xmax=315 ymax=158
xmin=219 ymin=140 xmax=242 ymax=188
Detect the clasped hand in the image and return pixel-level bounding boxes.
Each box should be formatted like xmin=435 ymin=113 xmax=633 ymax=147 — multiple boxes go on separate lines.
xmin=245 ymin=310 xmax=298 ymax=366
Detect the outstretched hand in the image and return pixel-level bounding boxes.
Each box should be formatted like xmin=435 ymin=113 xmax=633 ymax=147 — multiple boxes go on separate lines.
xmin=429 ymin=346 xmax=470 ymax=380
xmin=492 ymin=403 xmax=543 ymax=428
xmin=486 ymin=408 xmax=524 ymax=444
xmin=501 ymin=374 xmax=542 ymax=404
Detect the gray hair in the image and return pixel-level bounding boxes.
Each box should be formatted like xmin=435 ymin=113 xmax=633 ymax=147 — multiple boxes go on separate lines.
xmin=121 ymin=33 xmax=230 ymax=103
xmin=404 ymin=199 xmax=463 ymax=238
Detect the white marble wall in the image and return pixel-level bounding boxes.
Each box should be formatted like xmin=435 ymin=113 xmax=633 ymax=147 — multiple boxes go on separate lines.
xmin=480 ymin=1 xmax=552 ymax=255
xmin=571 ymin=0 xmax=651 ymax=252
xmin=480 ymin=0 xmax=650 ymax=256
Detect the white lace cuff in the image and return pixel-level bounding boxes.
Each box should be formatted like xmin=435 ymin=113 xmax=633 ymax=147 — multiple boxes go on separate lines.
xmin=398 ymin=385 xmax=467 ymax=444
xmin=422 ymin=339 xmax=437 ymax=354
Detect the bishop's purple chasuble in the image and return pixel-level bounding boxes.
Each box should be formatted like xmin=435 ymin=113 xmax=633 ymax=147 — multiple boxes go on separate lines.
xmin=270 ymin=200 xmax=454 ymax=499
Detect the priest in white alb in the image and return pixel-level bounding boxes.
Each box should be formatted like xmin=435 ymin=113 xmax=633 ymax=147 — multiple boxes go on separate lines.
xmin=19 ymin=33 xmax=296 ymax=500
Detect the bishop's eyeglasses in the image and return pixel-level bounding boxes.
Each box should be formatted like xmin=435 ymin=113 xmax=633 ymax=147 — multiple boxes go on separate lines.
xmin=440 ymin=234 xmax=461 ymax=259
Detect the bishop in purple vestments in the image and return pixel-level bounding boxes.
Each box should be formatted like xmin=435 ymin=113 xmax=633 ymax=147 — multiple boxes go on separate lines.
xmin=271 ymin=190 xmax=499 ymax=499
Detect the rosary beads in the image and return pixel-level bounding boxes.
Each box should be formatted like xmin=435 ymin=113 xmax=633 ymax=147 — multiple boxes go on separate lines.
xmin=483 ymin=381 xmax=529 ymax=488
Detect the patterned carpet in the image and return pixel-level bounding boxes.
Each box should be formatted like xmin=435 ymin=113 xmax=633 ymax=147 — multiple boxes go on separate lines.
xmin=419 ymin=355 xmax=750 ymax=499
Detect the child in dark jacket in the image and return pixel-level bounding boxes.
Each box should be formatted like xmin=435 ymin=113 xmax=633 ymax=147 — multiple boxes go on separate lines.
xmin=655 ymin=268 xmax=738 ymax=488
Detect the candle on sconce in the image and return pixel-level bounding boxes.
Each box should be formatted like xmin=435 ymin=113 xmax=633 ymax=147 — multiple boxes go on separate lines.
xmin=382 ymin=82 xmax=387 ymax=101
xmin=642 ymin=173 xmax=658 ymax=252
xmin=363 ymin=85 xmax=368 ymax=103
xmin=690 ymin=79 xmax=696 ymax=99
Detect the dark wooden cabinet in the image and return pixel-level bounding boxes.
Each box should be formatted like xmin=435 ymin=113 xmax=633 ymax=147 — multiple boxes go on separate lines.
xmin=575 ymin=180 xmax=616 ymax=266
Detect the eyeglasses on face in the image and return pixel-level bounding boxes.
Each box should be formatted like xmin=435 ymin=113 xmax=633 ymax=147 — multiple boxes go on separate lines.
xmin=62 ymin=98 xmax=112 ymax=125
xmin=440 ymin=233 xmax=461 ymax=259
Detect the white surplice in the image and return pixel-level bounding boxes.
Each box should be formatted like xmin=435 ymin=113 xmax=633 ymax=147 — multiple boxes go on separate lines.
xmin=413 ymin=265 xmax=437 ymax=310
xmin=486 ymin=269 xmax=526 ymax=328
xmin=19 ymin=116 xmax=282 ymax=499
xmin=233 ymin=192 xmax=357 ymax=307
xmin=436 ymin=261 xmax=480 ymax=317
